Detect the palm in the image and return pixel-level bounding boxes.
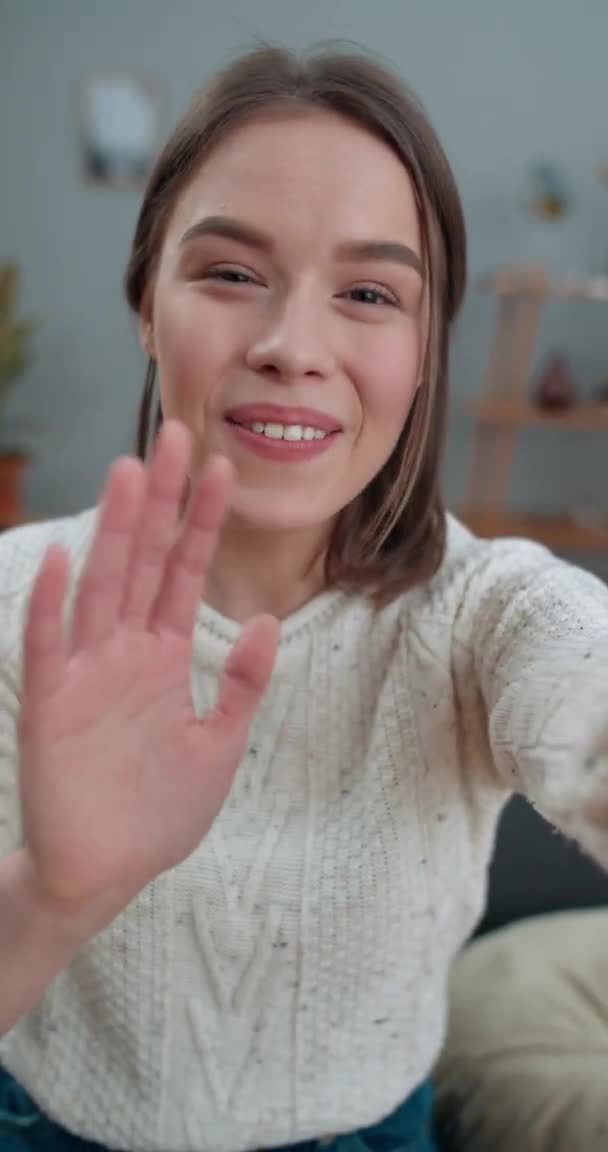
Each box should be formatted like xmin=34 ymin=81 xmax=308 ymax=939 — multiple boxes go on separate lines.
xmin=18 ymin=422 xmax=278 ymax=917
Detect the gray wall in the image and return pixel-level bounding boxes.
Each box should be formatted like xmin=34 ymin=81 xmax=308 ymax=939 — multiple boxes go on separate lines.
xmin=1 ymin=0 xmax=607 ymax=556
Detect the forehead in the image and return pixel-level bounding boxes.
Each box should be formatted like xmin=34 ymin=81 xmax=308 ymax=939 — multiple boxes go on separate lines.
xmin=167 ymin=108 xmax=422 ymax=252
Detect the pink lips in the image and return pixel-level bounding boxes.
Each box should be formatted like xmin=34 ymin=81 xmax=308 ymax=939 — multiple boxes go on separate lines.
xmin=224 ymin=403 xmax=342 ymax=463
xmin=224 ymin=403 xmax=342 ymax=433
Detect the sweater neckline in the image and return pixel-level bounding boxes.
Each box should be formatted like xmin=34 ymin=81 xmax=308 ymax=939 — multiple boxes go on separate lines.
xmin=195 ymin=586 xmax=349 ymax=648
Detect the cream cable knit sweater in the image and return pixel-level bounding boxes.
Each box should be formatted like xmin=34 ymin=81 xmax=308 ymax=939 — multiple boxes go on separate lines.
xmin=0 ymin=510 xmax=607 ymax=1152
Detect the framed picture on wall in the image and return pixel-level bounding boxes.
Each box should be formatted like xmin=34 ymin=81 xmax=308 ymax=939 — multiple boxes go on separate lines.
xmin=80 ymin=75 xmax=161 ymax=190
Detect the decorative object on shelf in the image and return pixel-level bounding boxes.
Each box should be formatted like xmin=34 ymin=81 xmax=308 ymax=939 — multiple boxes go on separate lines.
xmin=528 ymin=162 xmax=570 ymax=220
xmin=80 ymin=75 xmax=161 ymax=191
xmin=534 ymin=353 xmax=577 ymax=411
xmin=458 ymin=263 xmax=608 ymax=554
xmin=572 ymin=505 xmax=608 ymax=533
xmin=594 ymin=379 xmax=608 ymax=405
xmin=0 ymin=266 xmax=35 ymax=528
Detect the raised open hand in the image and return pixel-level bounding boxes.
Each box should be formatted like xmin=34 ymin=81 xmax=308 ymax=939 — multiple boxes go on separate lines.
xmin=17 ymin=421 xmax=279 ymax=921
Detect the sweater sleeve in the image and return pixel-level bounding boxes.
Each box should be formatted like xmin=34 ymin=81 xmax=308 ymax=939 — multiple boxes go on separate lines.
xmin=0 ymin=616 xmax=21 ymax=861
xmin=0 ymin=544 xmax=33 ymax=862
xmin=462 ymin=537 xmax=608 ymax=870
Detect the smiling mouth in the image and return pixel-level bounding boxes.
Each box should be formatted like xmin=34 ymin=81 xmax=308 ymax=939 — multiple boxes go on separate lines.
xmin=226 ymin=418 xmax=330 ymax=442
xmin=224 ymin=415 xmax=341 ymax=462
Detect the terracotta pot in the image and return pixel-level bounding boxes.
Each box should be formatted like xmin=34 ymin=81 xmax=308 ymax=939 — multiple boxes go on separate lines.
xmin=0 ymin=453 xmax=28 ymax=529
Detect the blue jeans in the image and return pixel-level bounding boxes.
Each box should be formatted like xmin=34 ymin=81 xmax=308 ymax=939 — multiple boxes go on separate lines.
xmin=0 ymin=1064 xmax=438 ymax=1151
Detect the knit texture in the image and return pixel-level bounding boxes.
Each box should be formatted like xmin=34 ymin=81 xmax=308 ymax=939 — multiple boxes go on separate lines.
xmin=0 ymin=511 xmax=607 ymax=1152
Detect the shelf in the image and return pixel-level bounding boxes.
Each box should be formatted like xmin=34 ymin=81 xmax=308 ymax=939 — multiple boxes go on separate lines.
xmin=457 ymin=509 xmax=608 ymax=552
xmin=467 ymin=397 xmax=608 ymax=430
xmin=479 ymin=268 xmax=608 ymax=302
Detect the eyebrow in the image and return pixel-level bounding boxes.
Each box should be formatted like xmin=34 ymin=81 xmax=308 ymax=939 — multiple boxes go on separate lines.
xmin=335 ymin=240 xmax=423 ymax=277
xmin=180 ymin=215 xmax=424 ymax=277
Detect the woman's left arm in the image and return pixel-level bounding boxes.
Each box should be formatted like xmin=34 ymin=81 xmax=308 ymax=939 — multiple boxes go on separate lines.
xmin=466 ymin=539 xmax=608 ymax=869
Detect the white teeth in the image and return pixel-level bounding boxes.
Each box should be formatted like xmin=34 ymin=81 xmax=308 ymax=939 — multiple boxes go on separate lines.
xmin=263 ymin=422 xmax=284 ymax=440
xmin=240 ymin=421 xmax=329 ymax=441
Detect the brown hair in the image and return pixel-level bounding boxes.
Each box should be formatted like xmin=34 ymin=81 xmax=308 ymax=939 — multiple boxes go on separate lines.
xmin=124 ymin=45 xmax=467 ymax=605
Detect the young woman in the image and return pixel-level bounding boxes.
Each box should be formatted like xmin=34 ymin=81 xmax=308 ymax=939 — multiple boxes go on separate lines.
xmin=0 ymin=45 xmax=607 ymax=1152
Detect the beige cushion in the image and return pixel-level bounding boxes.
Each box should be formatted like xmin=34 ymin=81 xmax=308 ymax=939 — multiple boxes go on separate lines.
xmin=434 ymin=909 xmax=608 ymax=1152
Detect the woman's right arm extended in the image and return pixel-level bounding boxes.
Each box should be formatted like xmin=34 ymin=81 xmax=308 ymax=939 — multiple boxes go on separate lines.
xmin=0 ymin=420 xmax=278 ymax=1038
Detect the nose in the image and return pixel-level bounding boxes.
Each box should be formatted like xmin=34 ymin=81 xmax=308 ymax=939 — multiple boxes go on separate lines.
xmin=245 ymin=289 xmax=335 ymax=381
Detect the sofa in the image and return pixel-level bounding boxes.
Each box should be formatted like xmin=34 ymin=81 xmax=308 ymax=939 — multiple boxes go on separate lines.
xmin=433 ymin=796 xmax=608 ymax=1151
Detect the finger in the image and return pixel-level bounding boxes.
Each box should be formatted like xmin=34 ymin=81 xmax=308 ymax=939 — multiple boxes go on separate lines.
xmin=151 ymin=455 xmax=233 ymax=638
xmin=70 ymin=457 xmax=146 ymax=653
xmin=22 ymin=544 xmax=70 ymax=712
xmin=204 ymin=614 xmax=279 ymax=751
xmin=121 ymin=420 xmax=191 ymax=626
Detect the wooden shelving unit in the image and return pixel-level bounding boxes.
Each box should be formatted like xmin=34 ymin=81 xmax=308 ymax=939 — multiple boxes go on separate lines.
xmin=479 ymin=267 xmax=608 ymax=302
xmin=461 ymin=510 xmax=608 ymax=553
xmin=469 ymin=397 xmax=608 ymax=431
xmin=458 ymin=265 xmax=608 ymax=553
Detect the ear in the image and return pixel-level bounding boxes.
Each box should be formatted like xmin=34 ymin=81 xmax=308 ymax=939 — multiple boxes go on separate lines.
xmin=138 ymin=285 xmax=156 ymax=359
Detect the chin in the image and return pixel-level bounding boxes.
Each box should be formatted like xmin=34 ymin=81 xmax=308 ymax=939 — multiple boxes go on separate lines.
xmin=232 ymin=488 xmax=337 ymax=535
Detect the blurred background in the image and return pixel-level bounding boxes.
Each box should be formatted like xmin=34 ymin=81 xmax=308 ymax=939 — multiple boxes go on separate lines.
xmin=1 ymin=0 xmax=607 ymax=925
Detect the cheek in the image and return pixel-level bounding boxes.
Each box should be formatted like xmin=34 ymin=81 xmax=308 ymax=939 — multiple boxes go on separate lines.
xmin=352 ymin=326 xmax=421 ymax=430
xmin=154 ymin=291 xmax=230 ymax=416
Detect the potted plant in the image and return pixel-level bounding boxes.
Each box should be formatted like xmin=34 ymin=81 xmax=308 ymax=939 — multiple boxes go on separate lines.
xmin=0 ymin=265 xmax=34 ymax=528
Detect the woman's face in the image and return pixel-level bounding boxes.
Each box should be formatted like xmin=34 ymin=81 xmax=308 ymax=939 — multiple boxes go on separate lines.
xmin=142 ymin=108 xmax=427 ymax=534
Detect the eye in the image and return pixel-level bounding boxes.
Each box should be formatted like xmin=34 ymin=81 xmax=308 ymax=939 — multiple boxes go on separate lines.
xmin=342 ymin=285 xmax=398 ymax=307
xmin=206 ymin=266 xmax=256 ymax=284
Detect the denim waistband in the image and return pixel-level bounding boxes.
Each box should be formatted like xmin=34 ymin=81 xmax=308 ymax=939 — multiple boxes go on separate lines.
xmin=0 ymin=1064 xmax=437 ymax=1151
